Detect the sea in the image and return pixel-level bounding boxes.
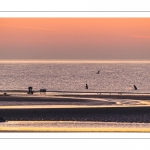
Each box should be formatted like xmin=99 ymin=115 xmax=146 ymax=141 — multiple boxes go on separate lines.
xmin=1 ymin=60 xmax=150 ymax=93
xmin=1 ymin=60 xmax=150 ymax=132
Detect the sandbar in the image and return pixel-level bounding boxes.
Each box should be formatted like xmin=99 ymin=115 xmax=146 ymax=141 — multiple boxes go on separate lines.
xmin=1 ymin=94 xmax=150 ymax=132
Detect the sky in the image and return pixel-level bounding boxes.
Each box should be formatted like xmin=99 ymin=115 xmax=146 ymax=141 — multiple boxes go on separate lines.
xmin=0 ymin=18 xmax=150 ymax=60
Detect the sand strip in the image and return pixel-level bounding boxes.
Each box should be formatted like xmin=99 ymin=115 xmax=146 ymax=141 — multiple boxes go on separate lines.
xmin=1 ymin=127 xmax=150 ymax=132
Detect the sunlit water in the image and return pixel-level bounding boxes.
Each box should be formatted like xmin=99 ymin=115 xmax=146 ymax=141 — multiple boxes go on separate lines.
xmin=1 ymin=61 xmax=150 ymax=130
xmin=1 ymin=61 xmax=150 ymax=92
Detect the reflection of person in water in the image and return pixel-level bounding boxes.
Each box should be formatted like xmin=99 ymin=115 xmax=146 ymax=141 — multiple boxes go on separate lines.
xmin=86 ymin=84 xmax=88 ymax=89
xmin=134 ymin=85 xmax=137 ymax=90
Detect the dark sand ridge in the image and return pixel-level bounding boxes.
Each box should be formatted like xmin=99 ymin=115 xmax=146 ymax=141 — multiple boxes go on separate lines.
xmin=1 ymin=106 xmax=150 ymax=123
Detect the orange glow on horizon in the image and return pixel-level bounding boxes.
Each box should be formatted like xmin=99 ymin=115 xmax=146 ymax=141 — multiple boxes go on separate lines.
xmin=0 ymin=18 xmax=150 ymax=60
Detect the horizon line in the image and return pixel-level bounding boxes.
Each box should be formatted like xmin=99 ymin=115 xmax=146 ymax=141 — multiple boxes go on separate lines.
xmin=1 ymin=59 xmax=150 ymax=63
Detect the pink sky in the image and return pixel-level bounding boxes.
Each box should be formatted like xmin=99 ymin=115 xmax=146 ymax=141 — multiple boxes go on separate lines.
xmin=0 ymin=18 xmax=150 ymax=60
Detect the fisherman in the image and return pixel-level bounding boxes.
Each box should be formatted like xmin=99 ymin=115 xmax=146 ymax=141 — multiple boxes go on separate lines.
xmin=86 ymin=84 xmax=88 ymax=89
xmin=40 ymin=89 xmax=46 ymax=94
xmin=134 ymin=85 xmax=137 ymax=90
xmin=28 ymin=86 xmax=33 ymax=94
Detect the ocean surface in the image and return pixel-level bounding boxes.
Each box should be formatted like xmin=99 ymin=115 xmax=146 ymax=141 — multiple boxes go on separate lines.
xmin=0 ymin=61 xmax=150 ymax=93
xmin=1 ymin=61 xmax=150 ymax=131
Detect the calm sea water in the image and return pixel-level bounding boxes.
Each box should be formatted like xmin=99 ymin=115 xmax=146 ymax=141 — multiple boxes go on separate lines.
xmin=1 ymin=61 xmax=150 ymax=93
xmin=1 ymin=61 xmax=150 ymax=130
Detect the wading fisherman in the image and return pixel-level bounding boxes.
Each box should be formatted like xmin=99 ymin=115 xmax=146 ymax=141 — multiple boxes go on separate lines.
xmin=134 ymin=85 xmax=137 ymax=90
xmin=86 ymin=84 xmax=88 ymax=89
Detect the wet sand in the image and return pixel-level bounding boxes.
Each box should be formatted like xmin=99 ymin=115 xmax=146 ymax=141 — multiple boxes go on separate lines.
xmin=1 ymin=106 xmax=150 ymax=122
xmin=1 ymin=94 xmax=150 ymax=104
xmin=58 ymin=94 xmax=150 ymax=100
xmin=1 ymin=121 xmax=150 ymax=132
xmin=1 ymin=106 xmax=150 ymax=132
xmin=0 ymin=95 xmax=115 ymax=106
xmin=1 ymin=95 xmax=150 ymax=131
xmin=0 ymin=95 xmax=150 ymax=123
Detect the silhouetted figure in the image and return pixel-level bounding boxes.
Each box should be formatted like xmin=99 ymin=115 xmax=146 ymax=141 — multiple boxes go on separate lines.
xmin=28 ymin=86 xmax=33 ymax=94
xmin=40 ymin=89 xmax=46 ymax=94
xmin=96 ymin=70 xmax=100 ymax=74
xmin=134 ymin=85 xmax=137 ymax=90
xmin=86 ymin=84 xmax=88 ymax=89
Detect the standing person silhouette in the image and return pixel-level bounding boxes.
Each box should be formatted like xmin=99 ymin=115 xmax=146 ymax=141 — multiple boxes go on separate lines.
xmin=86 ymin=84 xmax=88 ymax=89
xmin=134 ymin=85 xmax=137 ymax=90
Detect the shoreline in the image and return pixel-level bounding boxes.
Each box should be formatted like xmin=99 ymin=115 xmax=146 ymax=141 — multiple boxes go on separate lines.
xmin=1 ymin=127 xmax=150 ymax=132
xmin=1 ymin=93 xmax=150 ymax=100
xmin=1 ymin=121 xmax=150 ymax=132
